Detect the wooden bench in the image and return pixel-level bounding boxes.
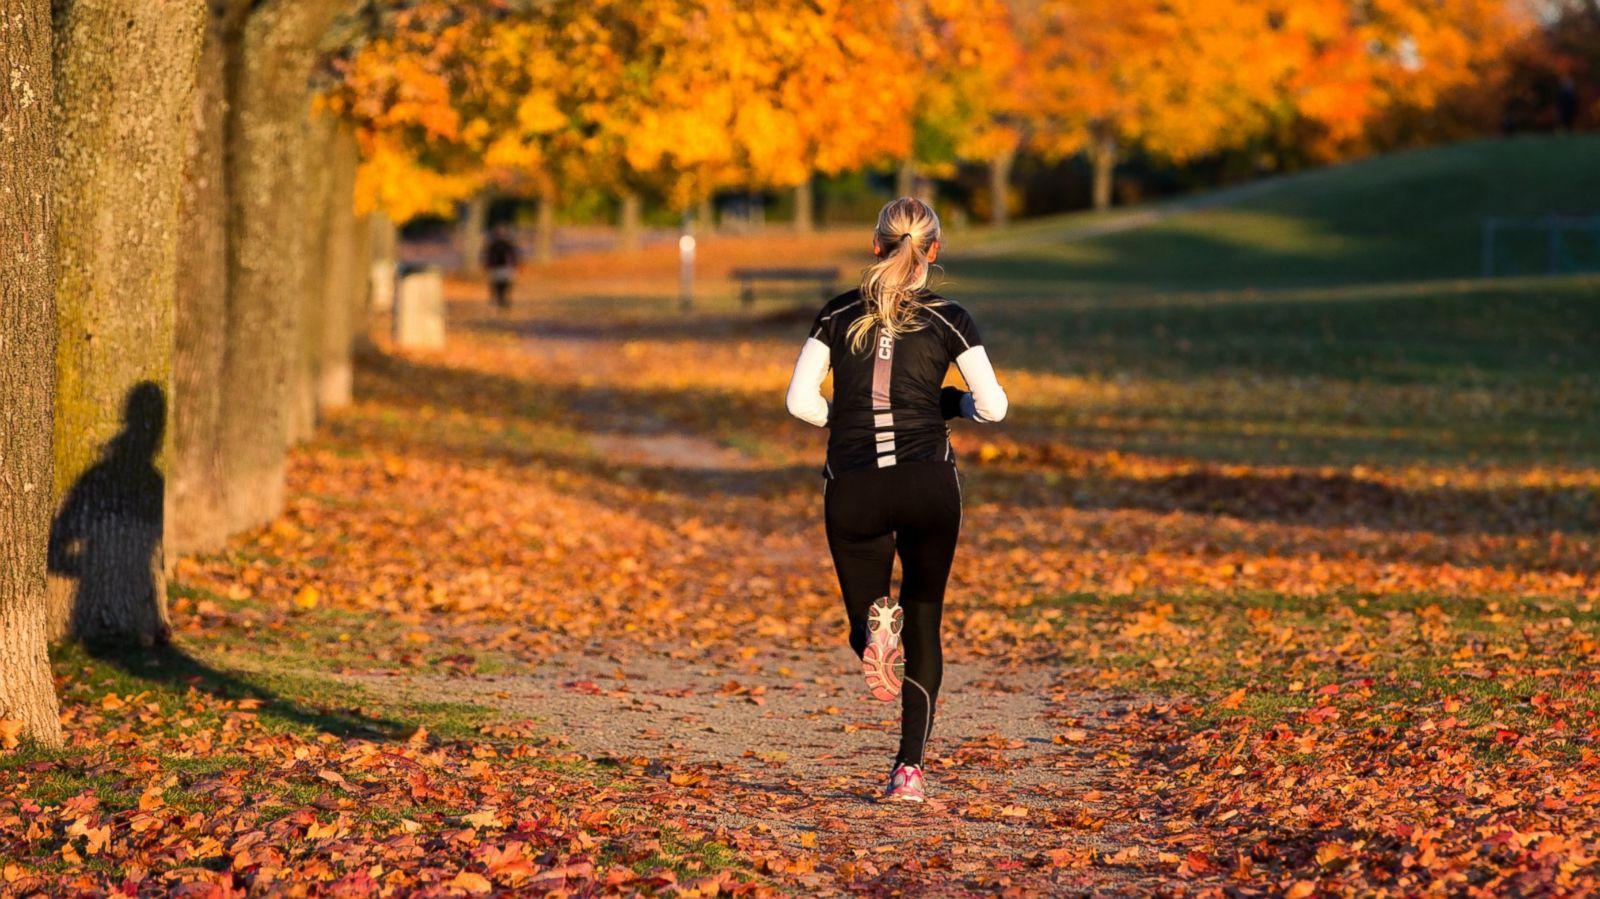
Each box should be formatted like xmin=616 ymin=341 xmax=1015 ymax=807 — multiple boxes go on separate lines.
xmin=729 ymin=267 xmax=840 ymax=307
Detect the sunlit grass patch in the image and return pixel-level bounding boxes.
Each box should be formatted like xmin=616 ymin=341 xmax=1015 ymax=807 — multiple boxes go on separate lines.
xmin=1036 ymin=589 xmax=1600 ymax=746
xmin=974 ymin=278 xmax=1600 ymax=467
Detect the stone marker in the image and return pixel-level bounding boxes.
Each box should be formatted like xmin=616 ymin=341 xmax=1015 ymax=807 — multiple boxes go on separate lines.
xmin=394 ymin=269 xmax=445 ymax=349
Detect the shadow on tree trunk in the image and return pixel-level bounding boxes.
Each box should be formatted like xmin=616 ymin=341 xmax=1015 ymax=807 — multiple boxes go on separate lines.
xmin=48 ymin=382 xmax=410 ymax=741
xmin=48 ymin=381 xmax=169 ymax=644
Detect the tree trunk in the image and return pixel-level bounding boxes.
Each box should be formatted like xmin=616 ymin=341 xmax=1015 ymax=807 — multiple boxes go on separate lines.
xmin=49 ymin=0 xmax=206 ymax=644
xmin=0 ymin=0 xmax=64 ymax=746
xmin=794 ymin=178 xmax=814 ymax=233
xmin=170 ymin=0 xmax=249 ymax=557
xmin=1090 ymin=131 xmax=1117 ymax=211
xmin=288 ymin=115 xmax=338 ymax=446
xmin=360 ymin=210 xmax=396 ymax=347
xmin=618 ymin=191 xmax=642 ymax=252
xmin=896 ymin=161 xmax=915 ymax=198
xmin=456 ymin=193 xmax=487 ymax=274
xmin=989 ymin=148 xmax=1015 ymax=226
xmin=535 ymin=194 xmax=556 ymax=264
xmin=220 ymin=0 xmax=347 ymax=535
xmin=316 ymin=123 xmax=362 ymax=412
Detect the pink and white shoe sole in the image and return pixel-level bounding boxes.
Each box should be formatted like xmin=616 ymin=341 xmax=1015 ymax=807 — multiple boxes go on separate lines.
xmin=885 ymin=763 xmax=926 ymax=802
xmin=862 ymin=597 xmax=904 ymax=702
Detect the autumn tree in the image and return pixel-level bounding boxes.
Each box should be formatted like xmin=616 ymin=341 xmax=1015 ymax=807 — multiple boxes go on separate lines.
xmin=48 ymin=0 xmax=207 ymax=643
xmin=1026 ymin=0 xmax=1542 ymax=208
xmin=721 ymin=0 xmax=913 ymax=230
xmin=1501 ymin=0 xmax=1600 ymax=132
xmin=0 ymin=0 xmax=63 ymax=745
xmin=328 ymin=2 xmax=679 ymax=243
xmin=1245 ymin=0 xmax=1537 ymax=166
xmin=323 ymin=4 xmax=491 ymax=228
xmin=1358 ymin=0 xmax=1534 ymax=150
xmin=891 ymin=0 xmax=1025 ymax=216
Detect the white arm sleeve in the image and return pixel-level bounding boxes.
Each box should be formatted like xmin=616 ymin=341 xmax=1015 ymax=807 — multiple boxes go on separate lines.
xmin=785 ymin=337 xmax=831 ymax=428
xmin=954 ymin=346 xmax=1008 ymax=423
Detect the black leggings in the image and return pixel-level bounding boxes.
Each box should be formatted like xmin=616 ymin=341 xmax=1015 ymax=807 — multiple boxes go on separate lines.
xmin=823 ymin=461 xmax=961 ymax=766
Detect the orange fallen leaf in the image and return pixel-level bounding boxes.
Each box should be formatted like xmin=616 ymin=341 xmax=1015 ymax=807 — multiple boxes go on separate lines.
xmin=448 ymin=871 xmax=493 ymax=895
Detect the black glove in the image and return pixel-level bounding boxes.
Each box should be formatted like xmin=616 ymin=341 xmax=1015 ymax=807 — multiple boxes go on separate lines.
xmin=940 ymin=386 xmax=969 ymax=420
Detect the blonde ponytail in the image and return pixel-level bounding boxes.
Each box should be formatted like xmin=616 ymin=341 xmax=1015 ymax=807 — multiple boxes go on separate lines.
xmin=846 ymin=197 xmax=942 ymax=354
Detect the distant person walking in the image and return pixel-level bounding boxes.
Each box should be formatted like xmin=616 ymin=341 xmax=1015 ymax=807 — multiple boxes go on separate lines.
xmin=785 ymin=197 xmax=1009 ymax=802
xmin=483 ymin=225 xmax=521 ymax=310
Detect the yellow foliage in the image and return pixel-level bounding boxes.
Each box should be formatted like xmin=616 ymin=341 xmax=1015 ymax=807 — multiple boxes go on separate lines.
xmin=321 ymin=0 xmax=1543 ymax=218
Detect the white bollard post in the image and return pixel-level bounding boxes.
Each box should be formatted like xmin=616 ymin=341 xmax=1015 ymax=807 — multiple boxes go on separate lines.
xmin=394 ymin=269 xmax=446 ymax=349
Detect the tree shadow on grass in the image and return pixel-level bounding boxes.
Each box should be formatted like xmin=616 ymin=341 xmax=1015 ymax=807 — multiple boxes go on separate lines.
xmin=356 ymin=345 xmax=1599 ymax=542
xmin=75 ymin=639 xmax=413 ymax=742
xmin=971 ymin=461 xmax=1600 ymax=541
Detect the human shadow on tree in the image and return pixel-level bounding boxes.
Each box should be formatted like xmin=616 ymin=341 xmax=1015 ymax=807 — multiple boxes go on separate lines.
xmin=49 ymin=380 xmax=170 ymax=645
xmin=49 ymin=381 xmax=411 ymax=740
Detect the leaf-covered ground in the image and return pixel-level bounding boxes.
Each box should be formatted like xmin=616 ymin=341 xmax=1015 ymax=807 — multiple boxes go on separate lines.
xmin=4 ymin=269 xmax=1599 ymax=896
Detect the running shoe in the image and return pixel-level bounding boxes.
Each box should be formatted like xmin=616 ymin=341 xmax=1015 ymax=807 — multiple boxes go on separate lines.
xmin=861 ymin=596 xmax=904 ymax=701
xmin=884 ymin=762 xmax=926 ymax=802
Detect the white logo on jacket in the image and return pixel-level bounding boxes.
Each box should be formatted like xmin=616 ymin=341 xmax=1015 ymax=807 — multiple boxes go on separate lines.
xmin=877 ymin=332 xmax=894 ymax=361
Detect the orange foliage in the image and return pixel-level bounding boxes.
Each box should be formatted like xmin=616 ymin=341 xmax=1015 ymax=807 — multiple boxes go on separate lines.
xmin=325 ymin=0 xmax=1551 ymax=219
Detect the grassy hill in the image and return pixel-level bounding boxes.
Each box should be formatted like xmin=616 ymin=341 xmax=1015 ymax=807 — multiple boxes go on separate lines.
xmin=956 ymin=134 xmax=1600 ymax=292
xmin=921 ymin=136 xmax=1600 ymax=468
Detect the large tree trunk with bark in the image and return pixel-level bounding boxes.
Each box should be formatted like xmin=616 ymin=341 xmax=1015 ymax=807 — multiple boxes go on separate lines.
xmin=49 ymin=0 xmax=206 ymax=644
xmin=794 ymin=178 xmax=814 ymax=233
xmin=288 ymin=115 xmax=338 ymax=446
xmin=618 ymin=191 xmax=642 ymax=252
xmin=170 ymin=0 xmax=249 ymax=557
xmin=316 ymin=122 xmax=363 ymax=412
xmin=1090 ymin=130 xmax=1117 ymax=212
xmin=0 ymin=0 xmax=64 ymax=746
xmin=220 ymin=0 xmax=347 ymax=534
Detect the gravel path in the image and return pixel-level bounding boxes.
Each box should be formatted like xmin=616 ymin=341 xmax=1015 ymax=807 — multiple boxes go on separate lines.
xmin=341 ymin=325 xmax=1158 ymax=894
xmin=349 ymin=636 xmax=1146 ymax=894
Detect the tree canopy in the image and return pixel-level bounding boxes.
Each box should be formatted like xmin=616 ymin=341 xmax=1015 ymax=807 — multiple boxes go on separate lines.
xmin=323 ymin=0 xmax=1557 ymax=220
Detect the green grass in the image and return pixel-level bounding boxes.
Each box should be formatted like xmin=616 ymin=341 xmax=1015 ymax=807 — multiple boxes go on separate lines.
xmin=959 ymin=134 xmax=1600 ymax=291
xmin=972 ymin=276 xmax=1600 ymax=467
xmin=1033 ymin=589 xmax=1600 ymax=742
xmin=53 ymin=579 xmax=524 ymax=746
xmin=617 ymin=825 xmax=748 ymax=881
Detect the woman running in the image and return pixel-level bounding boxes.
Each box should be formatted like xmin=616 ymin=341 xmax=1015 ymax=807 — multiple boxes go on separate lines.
xmin=785 ymin=197 xmax=1008 ymax=802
